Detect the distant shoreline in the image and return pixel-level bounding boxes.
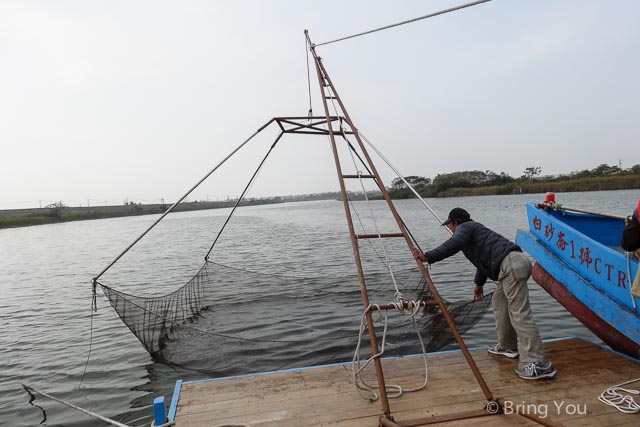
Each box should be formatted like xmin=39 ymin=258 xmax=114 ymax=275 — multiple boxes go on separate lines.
xmin=2 ymin=175 xmax=639 ymax=230
xmin=0 ymin=199 xmax=285 ymax=230
xmin=0 ymin=192 xmax=350 ymax=230
xmin=386 ymin=174 xmax=640 ymax=199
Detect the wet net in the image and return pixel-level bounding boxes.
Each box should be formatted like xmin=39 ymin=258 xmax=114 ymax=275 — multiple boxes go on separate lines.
xmin=98 ymin=260 xmax=492 ymax=375
xmin=93 ymin=118 xmax=493 ymax=375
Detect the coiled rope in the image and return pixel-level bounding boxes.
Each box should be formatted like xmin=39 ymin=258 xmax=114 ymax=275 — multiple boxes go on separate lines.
xmin=598 ymin=377 xmax=640 ymax=413
xmin=352 ymin=303 xmax=428 ymax=401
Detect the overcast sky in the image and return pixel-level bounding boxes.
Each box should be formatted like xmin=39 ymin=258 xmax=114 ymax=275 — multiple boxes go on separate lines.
xmin=1 ymin=0 xmax=638 ymax=209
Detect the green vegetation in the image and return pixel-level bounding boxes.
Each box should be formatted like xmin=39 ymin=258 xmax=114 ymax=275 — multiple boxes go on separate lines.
xmin=0 ymin=198 xmax=285 ymax=230
xmin=388 ymin=163 xmax=640 ymax=199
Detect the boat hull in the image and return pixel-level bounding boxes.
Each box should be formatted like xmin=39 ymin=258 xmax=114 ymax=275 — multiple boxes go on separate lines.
xmin=531 ymin=262 xmax=640 ymax=358
xmin=516 ymin=201 xmax=640 ymax=359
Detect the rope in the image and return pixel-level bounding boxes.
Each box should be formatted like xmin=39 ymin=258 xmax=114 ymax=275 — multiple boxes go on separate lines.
xmin=22 ymin=384 xmax=132 ymax=427
xmin=314 ymin=0 xmax=493 ymax=47
xmin=626 ymin=252 xmax=638 ymax=310
xmin=77 ymin=304 xmax=95 ymax=388
xmin=357 ymin=129 xmax=513 ymax=304
xmin=346 ymin=149 xmax=401 ymax=295
xmin=339 ymin=127 xmax=424 ymax=251
xmin=598 ymin=377 xmax=640 ymax=413
xmin=358 ymin=130 xmax=451 ymax=236
xmin=351 ymin=304 xmax=428 ymax=401
xmin=346 ymin=197 xmax=417 ymax=294
xmin=329 ymin=95 xmax=417 ymax=293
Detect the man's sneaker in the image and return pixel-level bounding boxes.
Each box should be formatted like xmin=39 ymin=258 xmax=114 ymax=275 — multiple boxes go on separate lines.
xmin=516 ymin=362 xmax=557 ymax=380
xmin=488 ymin=343 xmax=519 ymax=359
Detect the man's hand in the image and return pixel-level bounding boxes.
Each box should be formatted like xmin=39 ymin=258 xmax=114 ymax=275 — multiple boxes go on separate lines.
xmin=473 ymin=284 xmax=484 ymax=301
xmin=412 ymin=248 xmax=427 ymax=263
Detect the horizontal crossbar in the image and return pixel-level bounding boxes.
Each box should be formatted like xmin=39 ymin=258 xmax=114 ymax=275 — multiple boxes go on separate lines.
xmin=342 ymin=174 xmax=376 ymax=179
xmin=356 ymin=233 xmax=404 ymax=239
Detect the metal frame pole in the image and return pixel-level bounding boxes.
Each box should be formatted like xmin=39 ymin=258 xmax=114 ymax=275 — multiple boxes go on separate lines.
xmin=306 ymin=30 xmax=393 ymax=416
xmin=306 ymin=31 xmax=494 ymax=403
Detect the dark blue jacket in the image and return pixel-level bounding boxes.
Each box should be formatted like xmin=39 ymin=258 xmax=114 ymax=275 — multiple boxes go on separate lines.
xmin=424 ymin=220 xmax=521 ymax=286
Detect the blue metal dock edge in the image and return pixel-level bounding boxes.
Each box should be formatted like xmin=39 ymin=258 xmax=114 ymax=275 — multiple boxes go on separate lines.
xmin=167 ymin=379 xmax=182 ymax=421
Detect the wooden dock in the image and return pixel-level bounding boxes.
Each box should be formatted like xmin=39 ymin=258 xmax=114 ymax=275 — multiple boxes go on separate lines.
xmin=170 ymin=338 xmax=640 ymax=426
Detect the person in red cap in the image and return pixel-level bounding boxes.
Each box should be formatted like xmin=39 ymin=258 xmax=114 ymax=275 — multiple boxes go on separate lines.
xmin=412 ymin=207 xmax=556 ymax=380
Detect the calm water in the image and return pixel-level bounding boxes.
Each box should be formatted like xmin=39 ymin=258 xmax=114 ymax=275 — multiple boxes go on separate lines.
xmin=1 ymin=190 xmax=637 ymax=426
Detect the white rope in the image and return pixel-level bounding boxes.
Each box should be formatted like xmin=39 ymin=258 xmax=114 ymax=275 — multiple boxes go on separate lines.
xmin=352 ymin=304 xmax=429 ymax=401
xmin=357 ymin=130 xmax=452 ymax=236
xmin=331 ymin=95 xmax=419 ymax=306
xmin=344 ymin=130 xmax=401 ymax=297
xmin=598 ymin=377 xmax=640 ymax=413
xmin=626 ymin=253 xmax=638 ymax=310
xmin=357 ymin=127 xmax=518 ymax=300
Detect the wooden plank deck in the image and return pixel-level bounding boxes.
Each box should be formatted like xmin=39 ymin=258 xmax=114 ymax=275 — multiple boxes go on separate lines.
xmin=172 ymin=338 xmax=640 ymax=426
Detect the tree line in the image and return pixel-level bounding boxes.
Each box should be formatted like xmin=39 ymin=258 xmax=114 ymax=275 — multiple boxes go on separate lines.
xmin=388 ymin=163 xmax=640 ymax=198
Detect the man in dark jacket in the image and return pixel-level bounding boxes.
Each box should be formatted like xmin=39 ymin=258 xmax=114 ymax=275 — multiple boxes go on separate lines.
xmin=412 ymin=207 xmax=556 ymax=380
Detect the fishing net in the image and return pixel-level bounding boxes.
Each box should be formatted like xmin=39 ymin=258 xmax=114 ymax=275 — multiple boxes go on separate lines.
xmin=98 ymin=260 xmax=492 ymax=375
xmin=93 ymin=117 xmax=493 ymax=375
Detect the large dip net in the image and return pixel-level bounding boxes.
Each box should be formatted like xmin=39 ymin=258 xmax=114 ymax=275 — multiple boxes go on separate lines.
xmin=98 ymin=260 xmax=492 ymax=375
xmin=93 ymin=117 xmax=493 ymax=376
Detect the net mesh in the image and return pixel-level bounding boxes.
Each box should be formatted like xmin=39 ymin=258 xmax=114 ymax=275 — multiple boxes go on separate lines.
xmin=98 ymin=260 xmax=492 ymax=375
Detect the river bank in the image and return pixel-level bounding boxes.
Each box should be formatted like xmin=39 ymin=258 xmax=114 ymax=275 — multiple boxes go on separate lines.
xmin=389 ymin=174 xmax=640 ymax=199
xmin=0 ymin=191 xmax=364 ymax=230
xmin=3 ymin=175 xmax=639 ymax=230
xmin=0 ymin=199 xmax=284 ymax=229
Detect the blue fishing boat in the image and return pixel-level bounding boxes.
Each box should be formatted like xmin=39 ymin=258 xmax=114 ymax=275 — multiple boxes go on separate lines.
xmin=516 ymin=196 xmax=640 ymax=359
